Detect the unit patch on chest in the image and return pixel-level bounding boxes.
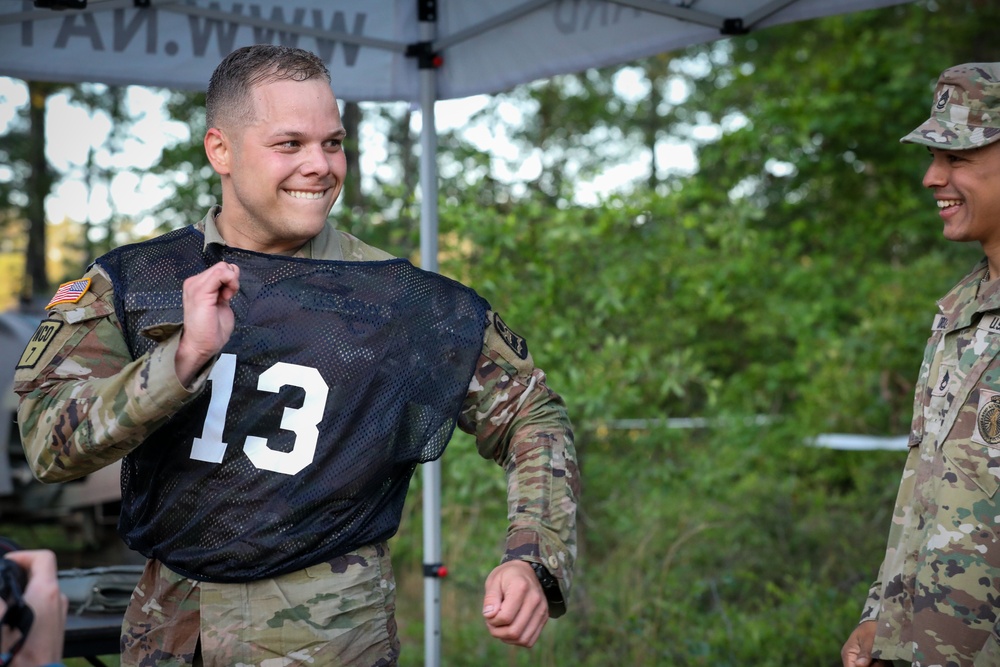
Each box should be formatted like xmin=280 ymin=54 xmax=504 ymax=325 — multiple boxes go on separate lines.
xmin=974 ymin=390 xmax=1000 ymax=446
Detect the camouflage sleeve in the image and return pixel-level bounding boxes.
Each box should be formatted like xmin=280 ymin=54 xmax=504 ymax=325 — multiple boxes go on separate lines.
xmin=861 ymin=567 xmax=883 ymax=623
xmin=456 ymin=311 xmax=579 ymax=614
xmin=860 ymin=433 xmax=924 ymax=624
xmin=13 ymin=266 xmax=207 ymax=483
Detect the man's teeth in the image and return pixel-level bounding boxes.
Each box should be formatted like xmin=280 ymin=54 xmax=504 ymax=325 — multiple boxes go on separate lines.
xmin=937 ymin=199 xmax=962 ymax=208
xmin=287 ymin=190 xmax=324 ymax=200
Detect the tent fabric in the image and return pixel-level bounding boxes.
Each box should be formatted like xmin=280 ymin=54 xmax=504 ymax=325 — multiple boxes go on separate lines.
xmin=1 ymin=0 xmax=913 ymax=101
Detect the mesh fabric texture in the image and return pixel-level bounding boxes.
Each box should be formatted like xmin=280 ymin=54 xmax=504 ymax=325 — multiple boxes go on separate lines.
xmin=96 ymin=227 xmax=489 ymax=581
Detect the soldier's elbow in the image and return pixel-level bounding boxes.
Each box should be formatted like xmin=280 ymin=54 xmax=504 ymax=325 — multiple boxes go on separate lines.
xmin=28 ymin=457 xmax=72 ymax=484
xmin=22 ymin=441 xmax=81 ymax=484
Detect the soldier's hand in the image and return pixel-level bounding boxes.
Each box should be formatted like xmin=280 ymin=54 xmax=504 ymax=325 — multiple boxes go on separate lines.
xmin=482 ymin=560 xmax=549 ymax=648
xmin=177 ymin=262 xmax=240 ymax=386
xmin=841 ymin=620 xmax=889 ymax=667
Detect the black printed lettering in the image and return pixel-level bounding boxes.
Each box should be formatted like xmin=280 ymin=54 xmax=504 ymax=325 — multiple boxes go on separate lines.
xmin=20 ymin=0 xmax=33 ymax=46
xmin=250 ymin=5 xmax=306 ymax=47
xmin=188 ymin=1 xmax=242 ymax=58
xmin=54 ymin=12 xmax=105 ymax=50
xmin=19 ymin=3 xmax=369 ymax=67
xmin=553 ymin=0 xmax=642 ymax=35
xmin=113 ymin=7 xmax=157 ymax=54
xmin=311 ymin=10 xmax=365 ymax=66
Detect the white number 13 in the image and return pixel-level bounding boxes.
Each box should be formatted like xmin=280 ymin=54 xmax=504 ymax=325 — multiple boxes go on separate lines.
xmin=190 ymin=353 xmax=330 ymax=475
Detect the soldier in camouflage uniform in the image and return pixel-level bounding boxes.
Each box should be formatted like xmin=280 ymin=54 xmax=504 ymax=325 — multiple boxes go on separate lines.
xmin=13 ymin=45 xmax=578 ymax=667
xmin=841 ymin=63 xmax=1000 ymax=667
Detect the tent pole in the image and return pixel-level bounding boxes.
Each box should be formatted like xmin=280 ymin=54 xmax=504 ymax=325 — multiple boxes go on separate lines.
xmin=417 ymin=8 xmax=442 ymax=667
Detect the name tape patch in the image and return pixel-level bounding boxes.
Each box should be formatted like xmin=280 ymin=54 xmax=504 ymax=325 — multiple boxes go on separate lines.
xmin=980 ymin=314 xmax=1000 ymax=334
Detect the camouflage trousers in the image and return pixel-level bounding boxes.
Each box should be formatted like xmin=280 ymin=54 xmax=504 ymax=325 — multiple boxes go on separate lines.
xmin=120 ymin=542 xmax=400 ymax=667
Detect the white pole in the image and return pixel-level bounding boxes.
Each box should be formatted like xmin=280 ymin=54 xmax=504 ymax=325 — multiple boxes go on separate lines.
xmin=417 ymin=15 xmax=443 ymax=667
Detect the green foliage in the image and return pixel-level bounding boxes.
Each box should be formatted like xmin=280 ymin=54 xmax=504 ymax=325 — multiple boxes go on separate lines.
xmin=146 ymin=90 xmax=220 ymax=233
xmin=388 ymin=417 xmax=903 ymax=667
xmin=392 ymin=3 xmax=995 ymax=664
xmin=0 ymin=101 xmax=33 ymax=220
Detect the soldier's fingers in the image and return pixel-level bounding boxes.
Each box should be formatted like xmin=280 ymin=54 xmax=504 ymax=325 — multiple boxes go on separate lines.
xmin=485 ymin=583 xmax=548 ymax=645
xmin=215 ymin=263 xmax=240 ymax=301
xmin=184 ymin=263 xmax=240 ymax=301
xmin=491 ymin=603 xmax=547 ymax=647
xmin=508 ymin=602 xmax=548 ymax=647
xmin=484 ymin=580 xmax=528 ymax=627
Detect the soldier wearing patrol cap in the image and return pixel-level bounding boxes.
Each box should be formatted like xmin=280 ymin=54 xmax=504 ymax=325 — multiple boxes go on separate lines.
xmin=14 ymin=45 xmax=578 ymax=666
xmin=842 ymin=63 xmax=1000 ymax=667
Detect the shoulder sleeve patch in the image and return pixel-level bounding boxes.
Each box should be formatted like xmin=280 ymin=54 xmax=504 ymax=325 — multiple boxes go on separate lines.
xmin=483 ymin=311 xmax=534 ymax=375
xmin=46 ymin=278 xmax=92 ymax=309
xmin=492 ymin=312 xmax=529 ymax=360
xmin=17 ymin=320 xmax=64 ymax=369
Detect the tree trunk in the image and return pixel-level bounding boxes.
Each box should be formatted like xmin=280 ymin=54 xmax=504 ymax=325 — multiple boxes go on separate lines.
xmin=23 ymin=81 xmax=52 ymax=303
xmin=342 ymin=101 xmax=362 ymax=209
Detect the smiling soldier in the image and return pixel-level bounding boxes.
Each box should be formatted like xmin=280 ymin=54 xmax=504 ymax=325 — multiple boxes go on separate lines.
xmin=841 ymin=63 xmax=1000 ymax=667
xmin=14 ymin=45 xmax=579 ymax=667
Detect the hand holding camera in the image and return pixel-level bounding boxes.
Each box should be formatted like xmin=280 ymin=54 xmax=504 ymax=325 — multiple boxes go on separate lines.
xmin=0 ymin=550 xmax=67 ymax=667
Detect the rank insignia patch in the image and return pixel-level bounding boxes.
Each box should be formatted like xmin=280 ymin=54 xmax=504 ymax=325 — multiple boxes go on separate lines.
xmin=493 ymin=313 xmax=528 ymax=360
xmin=17 ymin=320 xmax=63 ymax=369
xmin=46 ymin=278 xmax=91 ymax=309
xmin=937 ymin=369 xmax=950 ymax=393
xmin=935 ymin=87 xmax=951 ymax=111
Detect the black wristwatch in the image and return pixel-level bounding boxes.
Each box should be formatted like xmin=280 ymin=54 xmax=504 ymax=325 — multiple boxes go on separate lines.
xmin=529 ymin=561 xmax=567 ymax=618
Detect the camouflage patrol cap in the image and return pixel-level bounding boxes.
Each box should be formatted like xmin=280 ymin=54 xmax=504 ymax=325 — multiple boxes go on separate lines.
xmin=900 ymin=62 xmax=1000 ymax=149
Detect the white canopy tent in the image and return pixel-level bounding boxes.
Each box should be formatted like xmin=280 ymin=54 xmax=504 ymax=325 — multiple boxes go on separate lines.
xmin=0 ymin=1 xmax=916 ymax=664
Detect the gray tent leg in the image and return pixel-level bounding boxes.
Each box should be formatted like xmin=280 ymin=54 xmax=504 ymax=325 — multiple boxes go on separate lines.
xmin=417 ymin=13 xmax=443 ymax=667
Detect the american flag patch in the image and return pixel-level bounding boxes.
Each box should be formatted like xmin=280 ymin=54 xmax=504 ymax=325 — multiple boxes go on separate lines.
xmin=46 ymin=278 xmax=92 ymax=309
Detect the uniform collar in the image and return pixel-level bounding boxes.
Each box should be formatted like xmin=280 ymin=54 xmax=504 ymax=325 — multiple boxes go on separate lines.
xmin=936 ymin=257 xmax=1000 ymax=331
xmin=195 ymin=205 xmax=344 ymax=261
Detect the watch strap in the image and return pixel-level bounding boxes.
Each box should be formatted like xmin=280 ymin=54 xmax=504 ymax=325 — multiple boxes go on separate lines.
xmin=529 ymin=561 xmax=567 ymax=617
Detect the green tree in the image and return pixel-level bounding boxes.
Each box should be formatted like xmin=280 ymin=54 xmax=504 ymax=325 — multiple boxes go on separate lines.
xmin=65 ymin=84 xmax=138 ymax=262
xmin=146 ymin=90 xmax=216 ymax=233
xmin=0 ymin=80 xmax=147 ymax=300
xmin=671 ymin=0 xmax=999 ymax=430
xmin=2 ymin=81 xmax=62 ymax=303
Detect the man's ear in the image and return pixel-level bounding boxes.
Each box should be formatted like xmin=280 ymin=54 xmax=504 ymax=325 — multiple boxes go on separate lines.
xmin=205 ymin=127 xmax=232 ymax=175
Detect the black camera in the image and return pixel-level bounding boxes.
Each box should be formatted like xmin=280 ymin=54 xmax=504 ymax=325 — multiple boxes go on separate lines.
xmin=0 ymin=544 xmax=34 ymax=667
xmin=0 ymin=558 xmax=27 ymax=617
